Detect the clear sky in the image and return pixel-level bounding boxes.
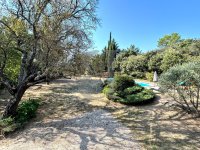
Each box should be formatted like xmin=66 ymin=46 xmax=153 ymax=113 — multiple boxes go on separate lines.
xmin=92 ymin=0 xmax=200 ymax=52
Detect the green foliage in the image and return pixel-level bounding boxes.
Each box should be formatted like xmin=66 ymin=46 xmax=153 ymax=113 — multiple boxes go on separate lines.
xmin=0 ymin=117 xmax=17 ymax=135
xmin=161 ymin=49 xmax=187 ymax=72
xmin=159 ymin=62 xmax=200 ymax=114
xmin=4 ymin=49 xmax=21 ymax=83
xmin=114 ymin=44 xmax=140 ymax=72
xmin=102 ymin=85 xmax=112 ymax=95
xmin=16 ymin=99 xmax=40 ymax=124
xmin=0 ymin=17 xmax=26 ymax=83
xmin=125 ymin=89 xmax=155 ymax=105
xmin=103 ymin=75 xmax=155 ymax=105
xmin=0 ymin=98 xmax=40 ymax=135
xmin=111 ymin=33 xmax=200 ymax=79
xmin=120 ymin=55 xmax=147 ymax=78
xmin=158 ymin=33 xmax=181 ymax=48
xmin=0 ymin=117 xmax=14 ymax=127
xmin=130 ymin=71 xmax=145 ymax=79
xmin=124 ymin=85 xmax=144 ymax=95
xmin=107 ymin=32 xmax=119 ymax=77
xmin=148 ymin=53 xmax=163 ymax=74
xmin=112 ymin=75 xmax=135 ymax=96
xmin=145 ymin=72 xmax=154 ymax=81
xmin=102 ymin=85 xmax=116 ymax=99
xmin=90 ymin=54 xmax=105 ymax=75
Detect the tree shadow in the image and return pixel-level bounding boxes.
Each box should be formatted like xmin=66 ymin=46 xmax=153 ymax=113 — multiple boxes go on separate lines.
xmin=110 ymin=94 xmax=200 ymax=149
xmin=8 ymin=108 xmax=141 ymax=150
xmin=49 ymin=78 xmax=103 ymax=94
xmin=1 ymin=78 xmax=200 ymax=149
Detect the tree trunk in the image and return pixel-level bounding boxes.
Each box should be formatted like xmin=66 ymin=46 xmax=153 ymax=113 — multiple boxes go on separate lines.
xmin=3 ymin=85 xmax=27 ymax=118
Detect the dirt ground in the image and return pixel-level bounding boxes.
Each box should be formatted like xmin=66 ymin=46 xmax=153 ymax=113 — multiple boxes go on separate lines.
xmin=0 ymin=77 xmax=200 ymax=150
xmin=0 ymin=78 xmax=141 ymax=150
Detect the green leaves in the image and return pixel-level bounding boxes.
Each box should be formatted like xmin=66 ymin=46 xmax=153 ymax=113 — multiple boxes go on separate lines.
xmin=16 ymin=99 xmax=40 ymax=124
xmin=103 ymin=75 xmax=155 ymax=105
xmin=161 ymin=49 xmax=187 ymax=72
xmin=159 ymin=62 xmax=200 ymax=114
xmin=158 ymin=33 xmax=181 ymax=48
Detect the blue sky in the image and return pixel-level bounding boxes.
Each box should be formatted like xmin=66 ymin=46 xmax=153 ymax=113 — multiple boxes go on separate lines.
xmin=92 ymin=0 xmax=200 ymax=52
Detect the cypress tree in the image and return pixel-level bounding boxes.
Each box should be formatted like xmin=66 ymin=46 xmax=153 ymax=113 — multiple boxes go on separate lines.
xmin=106 ymin=32 xmax=118 ymax=77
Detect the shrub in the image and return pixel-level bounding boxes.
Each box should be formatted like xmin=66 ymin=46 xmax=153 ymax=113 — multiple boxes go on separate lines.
xmin=124 ymin=85 xmax=144 ymax=95
xmin=123 ymin=89 xmax=155 ymax=104
xmin=159 ymin=62 xmax=200 ymax=115
xmin=102 ymin=85 xmax=114 ymax=95
xmin=16 ymin=98 xmax=40 ymax=124
xmin=0 ymin=98 xmax=40 ymax=136
xmin=112 ymin=75 xmax=135 ymax=96
xmin=145 ymin=72 xmax=154 ymax=81
xmin=130 ymin=71 xmax=145 ymax=79
xmin=0 ymin=117 xmax=17 ymax=136
xmin=103 ymin=75 xmax=155 ymax=105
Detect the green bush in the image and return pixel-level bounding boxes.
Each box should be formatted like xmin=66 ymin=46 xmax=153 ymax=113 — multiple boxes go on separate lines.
xmin=103 ymin=75 xmax=155 ymax=105
xmin=125 ymin=89 xmax=155 ymax=104
xmin=0 ymin=98 xmax=40 ymax=136
xmin=102 ymin=85 xmax=114 ymax=95
xmin=0 ymin=117 xmax=17 ymax=136
xmin=112 ymin=75 xmax=135 ymax=96
xmin=145 ymin=72 xmax=154 ymax=81
xmin=16 ymin=98 xmax=40 ymax=124
xmin=124 ymin=85 xmax=144 ymax=95
xmin=130 ymin=71 xmax=145 ymax=79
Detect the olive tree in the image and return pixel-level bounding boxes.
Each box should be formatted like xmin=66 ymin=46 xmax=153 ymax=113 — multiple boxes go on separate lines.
xmin=0 ymin=0 xmax=99 ymax=118
xmin=159 ymin=62 xmax=200 ymax=115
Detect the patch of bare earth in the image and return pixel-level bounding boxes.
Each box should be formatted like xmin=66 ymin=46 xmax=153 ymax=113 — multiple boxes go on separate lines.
xmin=0 ymin=78 xmax=141 ymax=150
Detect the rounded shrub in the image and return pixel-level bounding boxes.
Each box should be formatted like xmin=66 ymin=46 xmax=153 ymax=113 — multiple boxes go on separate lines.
xmin=112 ymin=75 xmax=135 ymax=96
xmin=103 ymin=75 xmax=155 ymax=105
xmin=124 ymin=85 xmax=144 ymax=95
xmin=125 ymin=89 xmax=155 ymax=104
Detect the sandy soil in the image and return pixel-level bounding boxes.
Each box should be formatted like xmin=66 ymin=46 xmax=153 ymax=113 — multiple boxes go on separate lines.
xmin=0 ymin=78 xmax=141 ymax=150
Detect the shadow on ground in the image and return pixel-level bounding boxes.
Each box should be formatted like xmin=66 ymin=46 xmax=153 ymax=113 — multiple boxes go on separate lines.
xmin=1 ymin=78 xmax=200 ymax=150
xmin=109 ymin=95 xmax=200 ymax=150
xmin=8 ymin=109 xmax=140 ymax=150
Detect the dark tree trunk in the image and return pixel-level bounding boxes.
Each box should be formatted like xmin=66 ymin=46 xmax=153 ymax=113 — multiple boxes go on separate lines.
xmin=3 ymin=85 xmax=27 ymax=118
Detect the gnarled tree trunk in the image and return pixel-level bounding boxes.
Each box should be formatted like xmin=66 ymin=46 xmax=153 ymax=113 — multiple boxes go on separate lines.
xmin=3 ymin=85 xmax=27 ymax=118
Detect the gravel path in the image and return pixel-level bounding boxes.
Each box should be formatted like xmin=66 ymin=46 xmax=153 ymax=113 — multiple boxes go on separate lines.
xmin=0 ymin=78 xmax=141 ymax=150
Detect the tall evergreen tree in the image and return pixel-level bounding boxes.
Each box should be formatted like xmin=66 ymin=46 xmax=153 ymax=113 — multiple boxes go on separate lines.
xmin=107 ymin=32 xmax=119 ymax=77
xmin=102 ymin=46 xmax=107 ymax=71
